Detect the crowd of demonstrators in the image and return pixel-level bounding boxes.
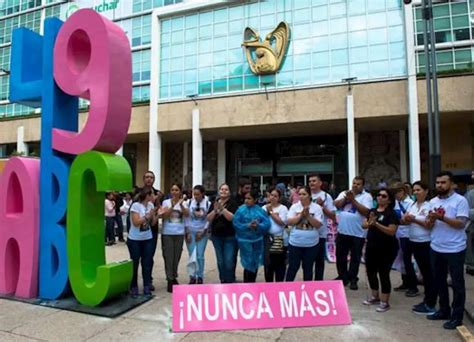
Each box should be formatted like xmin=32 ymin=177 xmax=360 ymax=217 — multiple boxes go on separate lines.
xmin=102 ymin=170 xmax=471 ymax=331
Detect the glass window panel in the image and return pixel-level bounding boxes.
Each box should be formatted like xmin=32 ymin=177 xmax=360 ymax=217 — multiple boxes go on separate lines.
xmin=368 ymin=1 xmax=385 ymax=13
xmin=185 ymin=28 xmax=197 ymax=41
xmin=351 ymin=46 xmax=368 ymax=63
xmin=214 ymin=8 xmax=228 ymax=23
xmin=370 ymin=60 xmax=389 ymax=78
xmin=432 ymin=4 xmax=449 ymax=17
xmin=228 ymin=34 xmax=242 ymax=48
xmin=198 ymin=80 xmax=212 ymax=95
xmin=213 ymin=79 xmax=227 ymax=93
xmin=294 ymin=69 xmax=312 ymax=85
xmin=368 ymin=28 xmax=387 ymax=45
xmin=229 ymin=48 xmax=243 ymax=63
xmin=229 ymin=63 xmax=244 ymax=76
xmin=160 ymin=72 xmax=169 ymax=84
xmin=170 ymin=85 xmax=182 ymax=98
xmin=161 ymin=33 xmax=171 ymax=44
xmin=330 ymin=3 xmax=346 ymax=18
xmin=229 ymin=76 xmax=243 ymax=91
xmin=184 ymin=82 xmax=196 ymax=96
xmin=435 ymin=31 xmax=451 ymax=43
xmin=387 ymin=10 xmax=403 ymax=26
xmin=331 ymin=33 xmax=348 ymax=49
xmin=294 ymin=53 xmax=311 ymax=69
xmin=313 ymin=21 xmax=328 ymax=36
xmin=199 ymin=39 xmax=212 ymax=53
xmin=161 ymin=58 xmax=170 ymax=71
xmin=214 ymin=22 xmax=228 ymax=36
xmin=198 ymin=53 xmax=212 ymax=67
xmin=171 ymin=44 xmax=183 ymax=58
xmin=184 ymin=41 xmax=197 ymax=55
xmin=348 ymin=0 xmax=366 ymax=15
xmin=294 ymin=0 xmax=311 ymax=9
xmin=261 ymin=14 xmax=276 ymax=28
xmin=330 ymin=18 xmax=347 ymax=34
xmin=229 ymin=6 xmax=244 ymax=20
xmin=213 ymin=51 xmax=227 ymax=65
xmin=451 ymin=2 xmax=468 ymax=15
xmin=454 ymin=49 xmax=471 ymax=63
xmin=369 ymin=44 xmax=388 ymax=61
xmin=367 ymin=12 xmax=386 ymax=29
xmin=454 ymin=28 xmax=470 ymax=41
xmin=184 ymin=69 xmax=197 ymax=83
xmin=350 ymin=62 xmax=369 ymax=79
xmin=244 ymin=75 xmax=260 ymax=89
xmin=390 ymin=42 xmax=405 ymax=59
xmin=172 ymin=17 xmax=184 ymax=31
xmin=390 ymin=58 xmax=406 ymax=75
xmin=452 ymin=16 xmax=469 ymax=29
xmin=388 ymin=26 xmax=404 ymax=42
xmin=293 ymin=23 xmax=312 ymax=39
xmin=200 ymin=11 xmax=213 ymax=26
xmin=294 ymin=8 xmax=311 ymax=23
xmin=198 ymin=67 xmax=212 ymax=81
xmin=186 ymin=14 xmax=198 ymax=28
xmin=348 ymin=15 xmax=366 ymax=32
xmin=349 ymin=30 xmax=367 ymax=47
xmin=312 ymin=5 xmax=328 ymax=21
xmin=434 ymin=18 xmax=450 ymax=30
xmin=260 ymin=1 xmax=275 ymax=15
xmin=293 ymin=38 xmax=312 ymax=54
xmin=437 ymin=51 xmax=453 ymax=64
xmin=229 ymin=19 xmax=244 ymax=33
xmin=313 ymin=35 xmax=329 ymax=52
xmin=171 ymin=30 xmax=183 ymax=43
xmin=313 ymin=51 xmax=329 ymax=67
xmin=199 ymin=25 xmax=212 ymax=38
xmin=277 ymin=71 xmax=293 ymax=86
xmin=331 ymin=49 xmax=348 ymax=65
xmin=331 ymin=65 xmax=349 ymax=81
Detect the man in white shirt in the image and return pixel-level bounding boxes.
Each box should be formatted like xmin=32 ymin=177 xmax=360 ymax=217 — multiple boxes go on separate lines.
xmin=426 ymin=171 xmax=470 ymax=330
xmin=334 ymin=176 xmax=373 ymax=290
xmin=309 ymin=174 xmax=336 ymax=281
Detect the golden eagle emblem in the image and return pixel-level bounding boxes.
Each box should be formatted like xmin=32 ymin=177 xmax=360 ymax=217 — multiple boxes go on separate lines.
xmin=242 ymin=21 xmax=290 ymax=75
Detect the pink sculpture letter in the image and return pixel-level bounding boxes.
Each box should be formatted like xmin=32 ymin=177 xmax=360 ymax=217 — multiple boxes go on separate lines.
xmin=0 ymin=157 xmax=40 ymax=298
xmin=52 ymin=9 xmax=132 ymax=154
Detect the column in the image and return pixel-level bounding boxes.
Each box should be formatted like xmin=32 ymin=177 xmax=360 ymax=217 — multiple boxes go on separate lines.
xmin=17 ymin=126 xmax=29 ymax=155
xmin=399 ymin=130 xmax=408 ymax=182
xmin=346 ymin=94 xmax=356 ymax=188
xmin=217 ymin=139 xmax=226 ymax=186
xmin=183 ymin=142 xmax=188 ymax=185
xmin=404 ymin=3 xmax=421 ymax=182
xmin=192 ymin=108 xmax=202 ymax=186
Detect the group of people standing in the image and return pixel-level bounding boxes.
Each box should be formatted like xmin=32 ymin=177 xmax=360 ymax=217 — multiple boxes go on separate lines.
xmin=106 ymin=170 xmax=471 ymax=331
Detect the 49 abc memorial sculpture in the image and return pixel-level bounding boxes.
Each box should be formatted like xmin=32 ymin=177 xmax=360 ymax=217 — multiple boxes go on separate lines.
xmin=0 ymin=9 xmax=133 ymax=307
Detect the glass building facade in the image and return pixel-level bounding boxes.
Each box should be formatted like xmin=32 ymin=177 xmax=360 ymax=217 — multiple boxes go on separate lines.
xmin=0 ymin=0 xmax=472 ymax=118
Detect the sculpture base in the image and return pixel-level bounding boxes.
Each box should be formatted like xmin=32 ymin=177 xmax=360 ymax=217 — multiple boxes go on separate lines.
xmin=0 ymin=293 xmax=152 ymax=318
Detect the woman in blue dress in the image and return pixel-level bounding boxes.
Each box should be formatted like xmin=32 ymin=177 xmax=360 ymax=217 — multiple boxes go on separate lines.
xmin=233 ymin=189 xmax=271 ymax=283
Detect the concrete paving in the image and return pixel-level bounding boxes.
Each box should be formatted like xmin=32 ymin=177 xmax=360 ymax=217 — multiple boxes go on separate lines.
xmin=0 ymin=239 xmax=473 ymax=342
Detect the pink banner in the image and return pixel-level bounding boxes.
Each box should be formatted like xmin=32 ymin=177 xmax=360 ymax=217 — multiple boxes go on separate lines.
xmin=172 ymin=281 xmax=351 ymax=332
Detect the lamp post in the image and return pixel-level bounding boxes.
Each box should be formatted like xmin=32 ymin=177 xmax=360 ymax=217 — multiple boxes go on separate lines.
xmin=404 ymin=0 xmax=441 ymax=189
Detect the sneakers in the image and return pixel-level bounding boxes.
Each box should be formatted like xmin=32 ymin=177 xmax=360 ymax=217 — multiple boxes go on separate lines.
xmin=130 ymin=287 xmax=139 ymax=297
xmin=334 ymin=277 xmax=349 ymax=286
xmin=362 ymin=297 xmax=381 ymax=305
xmin=376 ymin=302 xmax=390 ymax=312
xmin=427 ymin=311 xmax=451 ymax=321
xmin=412 ymin=303 xmax=436 ymax=315
xmin=143 ymin=286 xmax=152 ymax=296
xmin=405 ymin=289 xmax=419 ymax=297
xmin=394 ymin=284 xmax=408 ymax=292
xmin=349 ymin=280 xmax=358 ymax=290
xmin=443 ymin=319 xmax=462 ymax=330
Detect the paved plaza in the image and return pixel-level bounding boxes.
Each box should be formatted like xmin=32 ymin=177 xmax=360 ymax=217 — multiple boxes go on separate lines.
xmin=0 ymin=240 xmax=472 ymax=342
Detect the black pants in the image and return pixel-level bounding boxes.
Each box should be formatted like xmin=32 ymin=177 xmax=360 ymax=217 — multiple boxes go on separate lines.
xmin=127 ymin=238 xmax=154 ymax=289
xmin=314 ymin=238 xmax=326 ymax=280
xmin=431 ymin=249 xmax=466 ymax=321
xmin=105 ymin=217 xmax=115 ymax=243
xmin=114 ymin=215 xmax=124 ymax=240
xmin=400 ymin=237 xmax=417 ymax=290
xmin=243 ymin=269 xmax=257 ymax=283
xmin=336 ymin=234 xmax=365 ymax=283
xmin=411 ymin=241 xmax=436 ymax=307
xmin=264 ymin=253 xmax=286 ymax=282
xmin=365 ymin=242 xmax=398 ymax=294
xmin=285 ymin=244 xmax=319 ymax=281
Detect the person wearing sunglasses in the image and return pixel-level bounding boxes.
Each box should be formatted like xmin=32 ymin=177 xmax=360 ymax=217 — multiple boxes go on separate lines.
xmin=362 ymin=188 xmax=399 ymax=313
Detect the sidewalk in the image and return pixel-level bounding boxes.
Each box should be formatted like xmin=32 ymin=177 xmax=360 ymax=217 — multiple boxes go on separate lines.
xmin=0 ymin=241 xmax=472 ymax=341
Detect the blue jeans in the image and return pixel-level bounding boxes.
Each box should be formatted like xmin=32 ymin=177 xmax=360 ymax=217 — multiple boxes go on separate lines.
xmin=186 ymin=231 xmax=209 ymax=279
xmin=105 ymin=217 xmax=115 ymax=243
xmin=211 ymin=236 xmax=238 ymax=283
xmin=127 ymin=238 xmax=154 ymax=289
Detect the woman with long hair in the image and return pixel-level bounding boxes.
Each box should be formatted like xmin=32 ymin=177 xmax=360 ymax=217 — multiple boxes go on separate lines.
xmin=207 ymin=183 xmax=239 ymax=283
xmin=233 ymin=189 xmax=271 ymax=283
xmin=127 ymin=187 xmax=157 ymax=296
xmin=160 ymin=183 xmax=189 ymax=293
xmin=403 ymin=181 xmax=437 ymax=315
xmin=285 ymin=186 xmax=323 ymax=281
xmin=362 ymin=188 xmax=399 ymax=312
xmin=262 ymin=187 xmax=288 ymax=282
xmin=185 ymin=185 xmax=211 ymax=284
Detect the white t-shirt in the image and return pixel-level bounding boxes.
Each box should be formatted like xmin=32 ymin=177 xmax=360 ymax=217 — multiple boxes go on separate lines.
xmin=287 ymin=202 xmax=324 ymax=248
xmin=262 ymin=204 xmax=288 ymax=236
xmin=186 ymin=198 xmax=210 ymax=233
xmin=128 ymin=202 xmax=154 ymax=241
xmin=311 ymin=191 xmax=336 ymax=239
xmin=395 ymin=196 xmax=415 ymax=239
xmin=407 ymin=201 xmax=431 ymax=243
xmin=335 ymin=190 xmax=373 ymax=238
xmin=429 ymin=193 xmax=470 ymax=253
xmin=162 ymin=199 xmax=188 ymax=235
